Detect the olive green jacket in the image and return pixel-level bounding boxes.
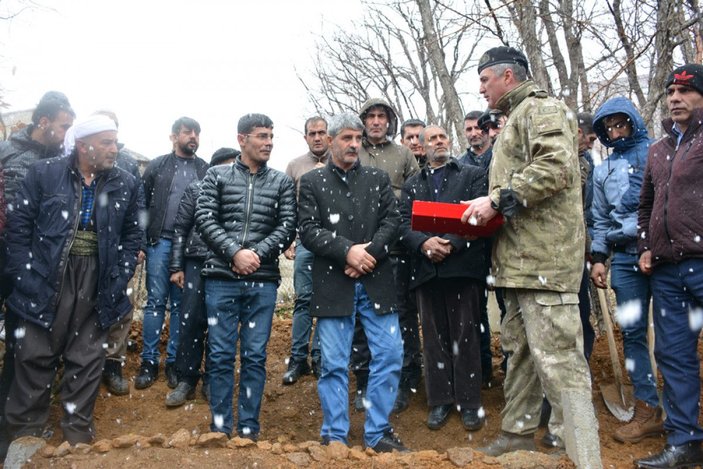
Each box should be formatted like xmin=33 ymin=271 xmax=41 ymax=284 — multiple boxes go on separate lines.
xmin=488 ymin=80 xmax=583 ymax=293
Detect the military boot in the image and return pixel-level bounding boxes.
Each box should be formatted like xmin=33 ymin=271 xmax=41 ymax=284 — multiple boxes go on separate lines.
xmin=102 ymin=359 xmax=129 ymax=395
xmin=613 ymin=400 xmax=664 ymax=443
xmin=478 ymin=431 xmax=536 ymax=457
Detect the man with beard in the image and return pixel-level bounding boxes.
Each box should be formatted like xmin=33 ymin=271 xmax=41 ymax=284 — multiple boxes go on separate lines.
xmin=4 ymin=114 xmax=141 ymax=444
xmin=298 ymin=112 xmax=407 ymax=452
xmin=136 ymin=117 xmax=209 ymax=390
xmin=458 ymin=110 xmax=492 ymax=172
xmin=0 ymin=91 xmax=74 ymax=458
xmin=399 ymin=125 xmax=488 ymax=432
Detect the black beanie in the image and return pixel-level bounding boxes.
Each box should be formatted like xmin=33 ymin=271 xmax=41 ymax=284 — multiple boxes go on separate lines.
xmin=210 ymin=147 xmax=240 ymax=166
xmin=477 ymin=46 xmax=529 ymax=75
xmin=666 ymin=64 xmax=703 ymax=96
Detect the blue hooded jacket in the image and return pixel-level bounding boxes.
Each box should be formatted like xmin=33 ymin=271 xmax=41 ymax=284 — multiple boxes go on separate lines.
xmin=591 ymin=97 xmax=651 ymax=259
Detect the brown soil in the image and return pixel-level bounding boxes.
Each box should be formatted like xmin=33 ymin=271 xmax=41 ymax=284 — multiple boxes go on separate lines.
xmin=11 ymin=309 xmax=703 ymax=469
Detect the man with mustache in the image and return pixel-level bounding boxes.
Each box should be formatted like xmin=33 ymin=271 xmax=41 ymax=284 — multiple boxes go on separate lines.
xmin=4 ymin=114 xmax=141 ymax=445
xmin=298 ymin=112 xmax=407 ymax=452
xmin=458 ymin=110 xmax=492 ymax=172
xmin=353 ymin=99 xmax=420 ymax=415
xmin=399 ymin=125 xmax=488 ymax=432
xmin=635 ymin=64 xmax=703 ymax=468
xmin=136 ymin=117 xmax=209 ymax=390
xmin=590 ymin=97 xmax=662 ymax=445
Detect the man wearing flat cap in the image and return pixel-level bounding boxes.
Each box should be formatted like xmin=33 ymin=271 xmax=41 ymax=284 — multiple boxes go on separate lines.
xmin=3 ymin=114 xmax=142 ymax=444
xmin=461 ymin=46 xmax=595 ymax=456
xmin=634 ymin=63 xmax=703 ymax=469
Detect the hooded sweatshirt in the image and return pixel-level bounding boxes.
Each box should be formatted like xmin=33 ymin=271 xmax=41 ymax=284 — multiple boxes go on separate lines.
xmin=591 ymin=97 xmax=651 ymax=261
xmin=358 ymin=98 xmax=419 ymax=198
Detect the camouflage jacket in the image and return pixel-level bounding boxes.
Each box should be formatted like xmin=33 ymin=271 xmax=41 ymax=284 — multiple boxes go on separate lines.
xmin=488 ymin=80 xmax=583 ymax=293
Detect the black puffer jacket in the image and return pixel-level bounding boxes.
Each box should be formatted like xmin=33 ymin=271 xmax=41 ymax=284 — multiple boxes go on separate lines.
xmin=195 ymin=157 xmax=297 ymax=281
xmin=0 ymin=126 xmax=62 ymax=210
xmin=399 ymin=158 xmax=489 ymax=289
xmin=170 ymin=180 xmax=208 ymax=272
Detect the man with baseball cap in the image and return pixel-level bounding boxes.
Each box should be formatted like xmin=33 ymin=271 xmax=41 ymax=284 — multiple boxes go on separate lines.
xmin=635 ymin=63 xmax=703 ymax=468
xmin=3 ymin=114 xmax=142 ymax=445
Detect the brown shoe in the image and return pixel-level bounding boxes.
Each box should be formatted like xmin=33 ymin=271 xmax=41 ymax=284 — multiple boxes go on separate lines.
xmin=613 ymin=400 xmax=664 ymax=443
xmin=477 ymin=431 xmax=536 ymax=457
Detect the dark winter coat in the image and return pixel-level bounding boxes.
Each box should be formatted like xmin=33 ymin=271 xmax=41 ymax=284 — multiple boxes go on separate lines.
xmin=195 ymin=157 xmax=296 ymax=282
xmin=0 ymin=125 xmax=63 ymax=211
xmin=458 ymin=147 xmax=493 ymax=173
xmin=169 ymin=180 xmax=208 ymax=273
xmin=142 ymin=152 xmax=209 ymax=245
xmin=4 ymin=154 xmax=142 ymax=329
xmin=298 ymin=160 xmax=400 ymax=317
xmin=399 ymin=158 xmax=488 ymax=290
xmin=638 ymin=108 xmax=703 ymax=266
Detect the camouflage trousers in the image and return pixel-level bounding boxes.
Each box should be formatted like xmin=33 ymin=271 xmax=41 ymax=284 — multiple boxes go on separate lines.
xmin=500 ymin=289 xmax=593 ymax=439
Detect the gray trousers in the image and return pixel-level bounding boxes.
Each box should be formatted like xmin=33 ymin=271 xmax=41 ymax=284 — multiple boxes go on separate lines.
xmin=6 ymin=255 xmax=108 ymax=444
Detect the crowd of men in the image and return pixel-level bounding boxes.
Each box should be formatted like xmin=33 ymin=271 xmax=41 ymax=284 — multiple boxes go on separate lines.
xmin=0 ymin=46 xmax=701 ymax=468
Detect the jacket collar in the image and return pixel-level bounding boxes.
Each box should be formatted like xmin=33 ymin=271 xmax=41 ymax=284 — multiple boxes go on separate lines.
xmin=234 ymin=155 xmax=269 ymax=175
xmin=420 ymin=157 xmax=461 ymax=178
xmin=496 ymin=80 xmax=545 ymax=116
xmin=661 ymin=107 xmax=703 ymax=142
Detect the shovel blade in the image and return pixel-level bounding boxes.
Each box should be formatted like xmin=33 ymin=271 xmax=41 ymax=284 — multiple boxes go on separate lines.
xmin=600 ymin=382 xmax=635 ymax=422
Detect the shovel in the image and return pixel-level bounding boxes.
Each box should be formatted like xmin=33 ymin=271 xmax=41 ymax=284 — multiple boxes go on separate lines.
xmin=596 ymin=287 xmax=634 ymax=422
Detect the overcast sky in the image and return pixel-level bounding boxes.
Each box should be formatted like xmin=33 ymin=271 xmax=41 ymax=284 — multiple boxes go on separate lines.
xmin=0 ymin=0 xmax=364 ymax=171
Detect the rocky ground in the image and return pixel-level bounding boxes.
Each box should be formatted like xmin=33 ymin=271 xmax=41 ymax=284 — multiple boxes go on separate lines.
xmin=4 ymin=309 xmax=702 ymax=468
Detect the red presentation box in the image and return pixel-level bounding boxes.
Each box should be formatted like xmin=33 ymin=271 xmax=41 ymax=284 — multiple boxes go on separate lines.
xmin=411 ymin=200 xmax=504 ymax=237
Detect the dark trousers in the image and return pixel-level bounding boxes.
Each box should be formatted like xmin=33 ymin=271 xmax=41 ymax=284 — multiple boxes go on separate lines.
xmin=478 ymin=285 xmax=493 ymax=381
xmin=651 ymin=259 xmax=703 ymax=446
xmin=6 ymin=255 xmax=108 ymax=444
xmin=175 ymin=258 xmax=209 ymax=386
xmin=417 ymin=277 xmax=482 ymax=408
xmin=351 ymin=254 xmax=422 ymax=389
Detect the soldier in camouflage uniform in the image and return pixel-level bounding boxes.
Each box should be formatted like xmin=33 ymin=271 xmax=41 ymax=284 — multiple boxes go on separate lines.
xmin=461 ymin=46 xmax=595 ymax=456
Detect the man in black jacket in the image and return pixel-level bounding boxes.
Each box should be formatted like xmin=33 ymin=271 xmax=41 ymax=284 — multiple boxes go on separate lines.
xmin=4 ymin=114 xmax=141 ymax=444
xmin=195 ymin=114 xmax=296 ymax=440
xmin=399 ymin=125 xmax=488 ymax=432
xmin=0 ymin=91 xmax=74 ymax=456
xmin=136 ymin=117 xmax=209 ymax=390
xmin=165 ymin=147 xmax=240 ymax=407
xmin=298 ymin=112 xmax=408 ymax=453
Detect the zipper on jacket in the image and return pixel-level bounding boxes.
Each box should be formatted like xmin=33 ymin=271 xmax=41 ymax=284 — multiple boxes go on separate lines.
xmin=662 ymin=138 xmax=694 ymax=261
xmin=241 ymin=173 xmax=255 ymax=246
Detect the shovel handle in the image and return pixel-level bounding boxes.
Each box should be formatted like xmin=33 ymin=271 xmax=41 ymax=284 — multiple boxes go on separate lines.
xmin=597 ymin=287 xmax=626 ymax=388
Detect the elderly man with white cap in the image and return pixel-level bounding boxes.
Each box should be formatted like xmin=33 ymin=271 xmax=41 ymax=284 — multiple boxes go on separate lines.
xmin=3 ymin=114 xmax=142 ymax=445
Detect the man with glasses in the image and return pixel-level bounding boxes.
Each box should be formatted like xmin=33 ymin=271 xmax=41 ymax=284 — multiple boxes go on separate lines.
xmin=195 ymin=113 xmax=296 ymax=440
xmin=590 ymin=97 xmax=661 ymax=444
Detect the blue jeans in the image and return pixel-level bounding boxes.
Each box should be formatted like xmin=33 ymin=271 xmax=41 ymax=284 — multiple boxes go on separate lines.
xmin=651 ymin=259 xmax=703 ymax=446
xmin=142 ymin=239 xmax=182 ymax=365
xmin=610 ymin=252 xmax=658 ymax=406
xmin=317 ymin=282 xmax=402 ymax=447
xmin=205 ymin=278 xmax=277 ymax=437
xmin=290 ymin=244 xmax=320 ymax=363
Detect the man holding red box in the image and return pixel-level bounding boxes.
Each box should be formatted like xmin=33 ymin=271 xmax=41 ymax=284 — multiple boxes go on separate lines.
xmin=461 ymin=46 xmax=594 ymax=456
xmin=400 ymin=125 xmax=488 ymax=432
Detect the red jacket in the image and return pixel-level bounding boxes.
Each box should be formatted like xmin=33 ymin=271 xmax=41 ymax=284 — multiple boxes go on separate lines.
xmin=638 ymin=108 xmax=703 ymax=266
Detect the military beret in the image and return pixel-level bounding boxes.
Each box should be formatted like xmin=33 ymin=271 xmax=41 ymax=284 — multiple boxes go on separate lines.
xmin=210 ymin=147 xmax=240 ymax=166
xmin=477 ymin=46 xmax=529 ymax=75
xmin=665 ymin=63 xmax=703 ymax=96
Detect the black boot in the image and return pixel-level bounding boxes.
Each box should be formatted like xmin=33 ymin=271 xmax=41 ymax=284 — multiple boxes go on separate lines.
xmin=134 ymin=361 xmax=158 ymax=390
xmin=102 ymin=359 xmax=129 ymax=395
xmin=165 ymin=362 xmax=178 ymax=389
xmin=282 ymin=359 xmax=310 ymax=385
xmin=165 ymin=382 xmax=196 ymax=407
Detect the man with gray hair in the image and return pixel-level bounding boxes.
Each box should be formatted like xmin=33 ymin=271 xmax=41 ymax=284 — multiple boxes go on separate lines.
xmin=298 ymin=112 xmax=408 ymax=452
xmin=462 ymin=46 xmax=595 ymax=456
